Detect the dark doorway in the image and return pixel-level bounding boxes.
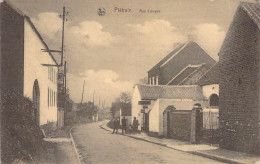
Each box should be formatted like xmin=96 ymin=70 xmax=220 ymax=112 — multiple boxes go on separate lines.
xmin=209 ymin=94 xmax=219 ymax=106
xmin=145 ymin=113 xmax=149 ymax=132
xmin=33 ymin=80 xmax=40 ymax=126
xmin=167 ymin=111 xmax=171 ymax=137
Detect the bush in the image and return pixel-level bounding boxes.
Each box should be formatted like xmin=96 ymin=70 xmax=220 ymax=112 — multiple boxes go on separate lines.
xmin=1 ymin=89 xmax=45 ymax=163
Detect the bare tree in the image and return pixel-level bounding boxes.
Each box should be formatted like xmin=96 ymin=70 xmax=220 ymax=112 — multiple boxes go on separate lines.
xmin=138 ymin=77 xmax=148 ymax=84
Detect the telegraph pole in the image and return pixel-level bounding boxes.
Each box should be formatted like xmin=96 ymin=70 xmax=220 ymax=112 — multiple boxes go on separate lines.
xmin=93 ymin=90 xmax=95 ymax=106
xmin=81 ymin=80 xmax=85 ymax=105
xmin=61 ymin=6 xmax=66 ymax=67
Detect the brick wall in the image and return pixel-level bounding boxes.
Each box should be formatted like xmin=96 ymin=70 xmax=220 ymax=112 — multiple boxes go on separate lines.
xmin=219 ymin=8 xmax=260 ymax=155
xmin=1 ymin=2 xmax=24 ymax=93
xmin=169 ymin=111 xmax=191 ymax=141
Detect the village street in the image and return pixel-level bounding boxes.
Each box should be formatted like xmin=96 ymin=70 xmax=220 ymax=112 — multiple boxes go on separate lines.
xmin=71 ymin=121 xmax=224 ymax=164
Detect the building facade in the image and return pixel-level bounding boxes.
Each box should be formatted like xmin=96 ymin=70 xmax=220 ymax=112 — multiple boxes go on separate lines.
xmin=148 ymin=41 xmax=216 ymax=85
xmin=1 ymin=1 xmax=59 ymax=126
xmin=219 ymin=2 xmax=260 ymax=155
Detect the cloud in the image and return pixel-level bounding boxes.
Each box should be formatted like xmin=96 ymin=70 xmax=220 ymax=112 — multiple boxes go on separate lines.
xmin=32 ymin=12 xmax=120 ymax=47
xmin=194 ymin=23 xmax=225 ymax=60
xmin=126 ymin=20 xmax=186 ymax=56
xmin=31 ymin=12 xmax=62 ymax=40
xmin=67 ymin=69 xmax=133 ymax=106
xmin=69 ymin=21 xmax=120 ymax=47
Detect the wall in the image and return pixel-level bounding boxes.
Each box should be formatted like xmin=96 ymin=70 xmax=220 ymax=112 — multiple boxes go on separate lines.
xmin=149 ymin=99 xmax=160 ymax=134
xmin=202 ymin=84 xmax=219 ymax=100
xmin=149 ymin=98 xmax=207 ymax=136
xmin=219 ymin=7 xmax=260 ymax=155
xmin=23 ymin=19 xmax=58 ymax=126
xmin=131 ymin=86 xmax=155 ymax=130
xmin=1 ymin=2 xmax=24 ymax=93
xmin=131 ymin=86 xmax=142 ymax=128
xmin=169 ymin=111 xmax=191 ymax=141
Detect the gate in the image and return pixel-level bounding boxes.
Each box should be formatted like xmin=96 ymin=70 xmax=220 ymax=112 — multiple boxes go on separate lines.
xmin=201 ymin=108 xmax=219 ymax=144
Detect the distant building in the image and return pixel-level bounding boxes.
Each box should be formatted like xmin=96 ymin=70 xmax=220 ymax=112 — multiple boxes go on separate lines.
xmin=219 ymin=2 xmax=260 ymax=155
xmin=148 ymin=42 xmax=216 ymax=85
xmin=0 ymin=1 xmax=58 ymax=127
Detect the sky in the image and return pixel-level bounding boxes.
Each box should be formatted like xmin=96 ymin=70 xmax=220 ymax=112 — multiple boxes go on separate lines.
xmin=10 ymin=0 xmax=255 ymax=106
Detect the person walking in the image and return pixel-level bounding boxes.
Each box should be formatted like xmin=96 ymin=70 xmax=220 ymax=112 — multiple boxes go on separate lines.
xmin=112 ymin=118 xmax=119 ymax=134
xmin=133 ymin=117 xmax=139 ymax=134
xmin=121 ymin=117 xmax=127 ymax=134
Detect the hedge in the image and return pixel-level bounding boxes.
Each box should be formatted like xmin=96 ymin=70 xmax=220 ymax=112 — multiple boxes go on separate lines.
xmin=1 ymin=89 xmax=45 ymax=163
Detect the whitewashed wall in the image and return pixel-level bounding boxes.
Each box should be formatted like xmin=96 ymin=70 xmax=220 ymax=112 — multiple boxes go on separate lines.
xmin=23 ymin=19 xmax=58 ymax=125
xmin=131 ymin=86 xmax=156 ymax=130
xmin=202 ymin=84 xmax=219 ymax=100
xmin=149 ymin=99 xmax=207 ymax=135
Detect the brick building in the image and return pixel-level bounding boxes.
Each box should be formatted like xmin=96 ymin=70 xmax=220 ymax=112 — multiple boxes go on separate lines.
xmin=219 ymin=2 xmax=260 ymax=155
xmin=148 ymin=41 xmax=216 ymax=85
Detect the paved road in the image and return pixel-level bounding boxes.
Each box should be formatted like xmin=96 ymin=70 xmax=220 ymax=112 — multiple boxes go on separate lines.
xmin=72 ymin=121 xmax=224 ymax=164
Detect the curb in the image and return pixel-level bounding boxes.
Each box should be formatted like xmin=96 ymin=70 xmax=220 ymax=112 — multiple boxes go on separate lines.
xmin=100 ymin=123 xmax=245 ymax=164
xmin=190 ymin=151 xmax=243 ymax=164
xmin=70 ymin=126 xmax=83 ymax=164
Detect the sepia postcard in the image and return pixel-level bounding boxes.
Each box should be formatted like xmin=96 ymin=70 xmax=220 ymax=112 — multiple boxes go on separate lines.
xmin=1 ymin=0 xmax=260 ymax=163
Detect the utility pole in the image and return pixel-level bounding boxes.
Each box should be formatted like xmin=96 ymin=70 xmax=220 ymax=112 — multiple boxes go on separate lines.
xmin=93 ymin=90 xmax=95 ymax=106
xmin=80 ymin=80 xmax=85 ymax=105
xmin=64 ymin=61 xmax=67 ymax=91
xmin=61 ymin=6 xmax=66 ymax=67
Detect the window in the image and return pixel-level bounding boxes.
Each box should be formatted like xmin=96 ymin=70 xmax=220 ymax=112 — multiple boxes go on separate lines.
xmin=51 ymin=68 xmax=53 ymax=82
xmin=48 ymin=88 xmax=49 ymax=107
xmin=54 ymin=91 xmax=56 ymax=107
xmin=51 ymin=90 xmax=53 ymax=106
xmin=149 ymin=78 xmax=151 ymax=85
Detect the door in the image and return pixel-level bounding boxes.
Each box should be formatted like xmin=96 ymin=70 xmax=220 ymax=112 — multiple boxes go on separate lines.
xmin=167 ymin=111 xmax=171 ymax=137
xmin=33 ymin=80 xmax=40 ymax=126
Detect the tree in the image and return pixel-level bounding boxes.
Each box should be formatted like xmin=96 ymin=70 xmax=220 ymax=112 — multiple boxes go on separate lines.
xmin=119 ymin=92 xmax=131 ymax=104
xmin=138 ymin=77 xmax=148 ymax=84
xmin=110 ymin=92 xmax=132 ymax=118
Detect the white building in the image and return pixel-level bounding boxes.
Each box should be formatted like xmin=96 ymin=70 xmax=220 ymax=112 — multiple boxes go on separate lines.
xmin=132 ymin=84 xmax=207 ymax=135
xmin=1 ymin=1 xmax=59 ymax=127
xmin=195 ymin=63 xmax=219 ymax=130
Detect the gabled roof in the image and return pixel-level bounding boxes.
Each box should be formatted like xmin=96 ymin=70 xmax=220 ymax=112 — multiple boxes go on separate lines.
xmin=148 ymin=42 xmax=216 ymax=73
xmin=240 ymin=2 xmax=260 ymax=29
xmin=120 ymin=104 xmax=132 ymax=116
xmin=167 ymin=64 xmax=204 ymax=85
xmin=2 ymin=0 xmax=58 ymax=66
xmin=196 ymin=63 xmax=219 ymax=86
xmin=148 ymin=43 xmax=186 ymax=72
xmin=136 ymin=84 xmax=206 ymax=100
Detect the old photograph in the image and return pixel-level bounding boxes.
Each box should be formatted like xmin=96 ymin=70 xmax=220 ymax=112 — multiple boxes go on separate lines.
xmin=1 ymin=0 xmax=260 ymax=163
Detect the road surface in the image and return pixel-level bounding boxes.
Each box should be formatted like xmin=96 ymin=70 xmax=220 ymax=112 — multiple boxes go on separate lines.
xmin=72 ymin=121 xmax=224 ymax=164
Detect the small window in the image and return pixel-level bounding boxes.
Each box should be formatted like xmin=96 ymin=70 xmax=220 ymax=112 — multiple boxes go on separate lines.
xmin=48 ymin=88 xmax=49 ymax=107
xmin=54 ymin=91 xmax=56 ymax=106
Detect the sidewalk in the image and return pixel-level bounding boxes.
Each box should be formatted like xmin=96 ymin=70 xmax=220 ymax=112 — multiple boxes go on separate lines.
xmin=100 ymin=122 xmax=260 ymax=164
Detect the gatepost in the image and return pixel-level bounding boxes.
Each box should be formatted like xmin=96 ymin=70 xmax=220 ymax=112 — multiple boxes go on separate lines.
xmin=190 ymin=104 xmax=203 ymax=144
